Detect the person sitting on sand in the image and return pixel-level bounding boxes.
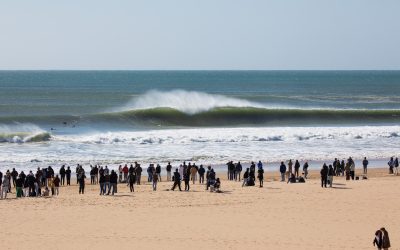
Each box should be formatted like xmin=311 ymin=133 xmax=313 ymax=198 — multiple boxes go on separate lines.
xmin=211 ymin=178 xmax=221 ymax=192
xmin=257 ymin=166 xmax=264 ymax=188
xmin=171 ymin=169 xmax=182 ymax=191
xmin=287 ymin=173 xmax=296 ymax=184
xmin=42 ymin=187 xmax=50 ymax=197
xmin=208 ymin=169 xmax=216 ymax=189
xmin=373 ymin=230 xmax=383 ymax=250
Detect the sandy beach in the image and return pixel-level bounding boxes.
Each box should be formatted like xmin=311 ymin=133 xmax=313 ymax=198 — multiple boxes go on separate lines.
xmin=0 ymin=168 xmax=398 ymax=250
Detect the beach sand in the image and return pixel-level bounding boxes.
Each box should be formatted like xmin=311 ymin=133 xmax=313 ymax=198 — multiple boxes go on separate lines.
xmin=1 ymin=168 xmax=398 ymax=250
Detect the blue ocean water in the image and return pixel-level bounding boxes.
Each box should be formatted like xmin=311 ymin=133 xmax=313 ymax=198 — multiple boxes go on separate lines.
xmin=0 ymin=71 xmax=399 ymax=171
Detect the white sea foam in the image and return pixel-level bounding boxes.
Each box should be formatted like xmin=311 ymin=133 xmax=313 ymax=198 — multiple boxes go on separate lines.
xmin=118 ymin=89 xmax=266 ymax=114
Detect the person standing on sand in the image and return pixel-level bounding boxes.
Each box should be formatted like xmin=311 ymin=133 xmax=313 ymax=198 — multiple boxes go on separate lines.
xmin=90 ymin=166 xmax=96 ymax=185
xmin=59 ymin=165 xmax=66 ymax=186
xmin=373 ymin=230 xmax=383 ymax=250
xmin=345 ymin=161 xmax=351 ymax=180
xmin=280 ymin=162 xmax=286 ymax=182
xmin=362 ymin=157 xmax=369 ymax=175
xmin=242 ymin=168 xmax=249 ymax=187
xmin=303 ymin=161 xmax=309 ymax=179
xmin=257 ymin=166 xmax=264 ymax=187
xmin=135 ymin=163 xmax=142 ymax=185
xmin=66 ymin=166 xmax=71 ymax=186
xmin=156 ymin=164 xmax=161 ymax=182
xmin=122 ymin=164 xmax=129 ymax=182
xmin=77 ymin=165 xmax=85 ymax=194
xmin=108 ymin=170 xmax=118 ymax=195
xmin=394 ymin=157 xmax=399 ymax=176
xmin=198 ymin=165 xmax=205 ymax=184
xmin=166 ymin=162 xmax=172 ymax=181
xmin=53 ymin=175 xmax=60 ymax=195
xmin=99 ymin=173 xmax=105 ymax=195
xmin=349 ymin=158 xmax=355 ymax=180
xmin=1 ymin=175 xmax=10 ymax=199
xmin=294 ymin=160 xmax=300 ymax=178
xmin=381 ymin=227 xmax=391 ymax=250
xmin=190 ymin=165 xmax=197 ymax=184
xmin=184 ymin=168 xmax=190 ymax=191
xmin=327 ymin=165 xmax=334 ymax=188
xmin=387 ymin=157 xmax=394 ymax=175
xmin=152 ymin=170 xmax=158 ymax=191
xmin=320 ymin=164 xmax=328 ymax=188
xmin=235 ymin=162 xmax=242 ymax=181
xmin=171 ymin=169 xmax=182 ymax=191
xmin=287 ymin=160 xmax=293 ymax=179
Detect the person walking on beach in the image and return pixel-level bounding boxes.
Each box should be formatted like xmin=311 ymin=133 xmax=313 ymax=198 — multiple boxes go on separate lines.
xmin=362 ymin=157 xmax=369 ymax=175
xmin=257 ymin=166 xmax=264 ymax=187
xmin=373 ymin=230 xmax=383 ymax=250
xmin=327 ymin=165 xmax=334 ymax=188
xmin=381 ymin=227 xmax=391 ymax=250
xmin=127 ymin=171 xmax=135 ymax=192
xmin=394 ymin=157 xmax=399 ymax=176
xmin=280 ymin=162 xmax=286 ymax=182
xmin=294 ymin=160 xmax=300 ymax=178
xmin=171 ymin=169 xmax=182 ymax=191
xmin=66 ymin=166 xmax=71 ymax=186
xmin=77 ymin=165 xmax=85 ymax=194
xmin=320 ymin=164 xmax=328 ymax=188
xmin=166 ymin=162 xmax=172 ymax=181
xmin=303 ymin=161 xmax=309 ymax=179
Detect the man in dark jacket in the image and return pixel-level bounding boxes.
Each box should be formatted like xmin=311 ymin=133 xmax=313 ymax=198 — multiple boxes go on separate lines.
xmin=59 ymin=165 xmax=66 ymax=186
xmin=65 ymin=167 xmax=71 ymax=186
xmin=171 ymin=169 xmax=181 ymax=191
xmin=279 ymin=162 xmax=287 ymax=182
xmin=320 ymin=164 xmax=328 ymax=188
xmin=108 ymin=170 xmax=118 ymax=195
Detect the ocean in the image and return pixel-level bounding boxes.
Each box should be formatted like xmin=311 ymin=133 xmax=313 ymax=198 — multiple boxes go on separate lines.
xmin=0 ymin=70 xmax=399 ymax=172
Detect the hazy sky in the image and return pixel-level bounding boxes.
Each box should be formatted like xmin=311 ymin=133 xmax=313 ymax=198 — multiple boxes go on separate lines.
xmin=1 ymin=0 xmax=399 ymax=70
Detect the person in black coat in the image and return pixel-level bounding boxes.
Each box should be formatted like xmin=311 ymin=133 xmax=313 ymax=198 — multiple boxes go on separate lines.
xmin=320 ymin=164 xmax=328 ymax=188
xmin=65 ymin=167 xmax=71 ymax=186
xmin=171 ymin=169 xmax=182 ymax=191
xmin=59 ymin=165 xmax=66 ymax=186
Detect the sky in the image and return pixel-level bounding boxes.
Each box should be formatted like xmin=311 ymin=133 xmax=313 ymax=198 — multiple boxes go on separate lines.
xmin=0 ymin=0 xmax=399 ymax=70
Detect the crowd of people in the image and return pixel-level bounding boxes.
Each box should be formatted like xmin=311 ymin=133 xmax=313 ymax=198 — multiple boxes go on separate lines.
xmin=1 ymin=156 xmax=399 ymax=199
